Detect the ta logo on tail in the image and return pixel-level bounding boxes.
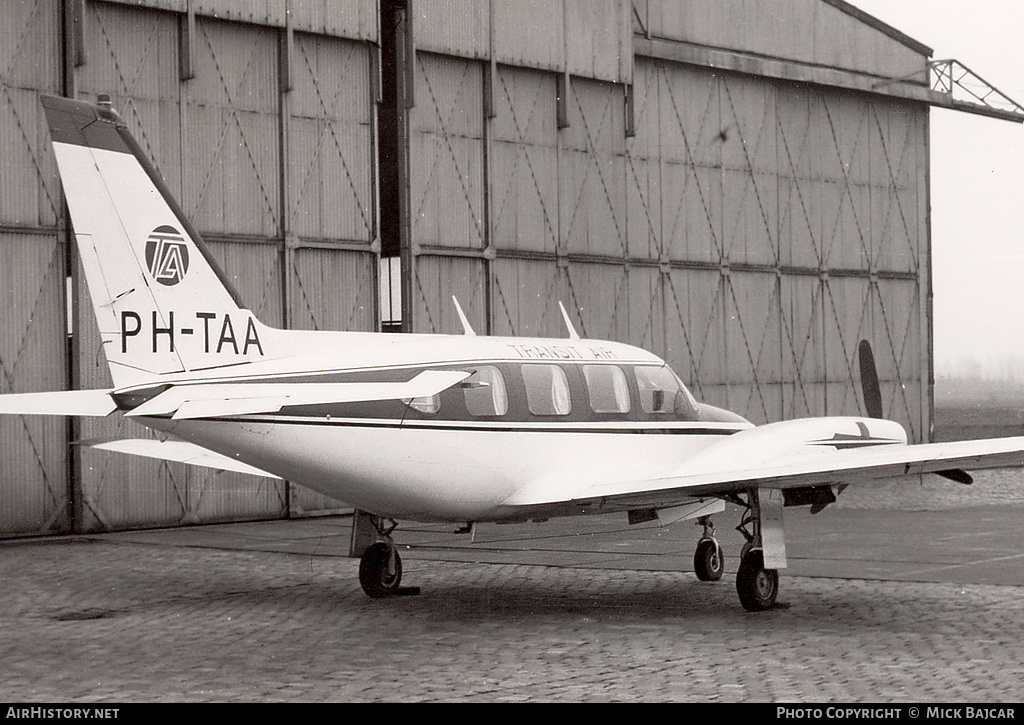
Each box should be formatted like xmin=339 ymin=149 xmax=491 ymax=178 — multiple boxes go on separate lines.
xmin=145 ymin=225 xmax=189 ymax=286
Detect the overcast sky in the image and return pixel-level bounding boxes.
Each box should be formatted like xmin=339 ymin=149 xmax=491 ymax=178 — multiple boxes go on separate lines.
xmin=850 ymin=1 xmax=1024 ymax=377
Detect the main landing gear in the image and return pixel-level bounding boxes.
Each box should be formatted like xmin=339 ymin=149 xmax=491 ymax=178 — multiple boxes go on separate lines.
xmin=735 ymin=548 xmax=778 ymax=612
xmin=358 ymin=517 xmax=420 ymax=598
xmin=693 ymin=488 xmax=786 ymax=612
xmin=737 ymin=488 xmax=786 ymax=611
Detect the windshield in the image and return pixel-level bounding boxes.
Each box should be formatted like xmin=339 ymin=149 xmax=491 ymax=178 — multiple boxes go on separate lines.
xmin=634 ymin=365 xmax=700 ymax=420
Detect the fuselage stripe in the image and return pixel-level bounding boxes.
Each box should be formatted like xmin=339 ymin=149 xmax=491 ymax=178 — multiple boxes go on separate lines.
xmin=177 ymin=415 xmax=743 ymax=435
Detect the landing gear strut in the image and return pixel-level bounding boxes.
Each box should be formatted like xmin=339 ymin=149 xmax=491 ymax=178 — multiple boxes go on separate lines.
xmin=734 ymin=488 xmax=785 ymax=611
xmin=357 ymin=517 xmax=419 ymax=598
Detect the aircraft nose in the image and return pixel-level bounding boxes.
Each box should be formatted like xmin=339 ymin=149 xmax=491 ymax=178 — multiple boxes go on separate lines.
xmin=697 ymin=404 xmax=752 ymax=426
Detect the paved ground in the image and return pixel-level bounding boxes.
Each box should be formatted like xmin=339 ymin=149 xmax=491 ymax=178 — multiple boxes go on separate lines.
xmin=3 ymin=471 xmax=1024 ymax=703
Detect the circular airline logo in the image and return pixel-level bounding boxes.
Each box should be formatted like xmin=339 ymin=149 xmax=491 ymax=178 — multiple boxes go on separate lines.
xmin=145 ymin=225 xmax=189 ymax=286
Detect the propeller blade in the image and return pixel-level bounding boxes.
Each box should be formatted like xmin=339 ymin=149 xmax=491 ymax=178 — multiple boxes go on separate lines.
xmin=858 ymin=340 xmax=884 ymax=419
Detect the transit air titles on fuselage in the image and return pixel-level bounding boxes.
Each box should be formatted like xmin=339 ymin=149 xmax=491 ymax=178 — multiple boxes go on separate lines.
xmin=120 ymin=310 xmax=263 ymax=356
xmin=506 ymin=343 xmax=619 ymax=361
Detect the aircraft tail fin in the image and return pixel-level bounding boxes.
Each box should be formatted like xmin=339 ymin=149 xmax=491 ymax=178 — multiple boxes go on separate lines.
xmin=42 ymin=95 xmax=270 ymax=388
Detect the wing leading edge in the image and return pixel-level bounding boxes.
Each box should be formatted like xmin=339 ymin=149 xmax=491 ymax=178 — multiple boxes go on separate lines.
xmin=502 ymin=424 xmax=1024 ymax=512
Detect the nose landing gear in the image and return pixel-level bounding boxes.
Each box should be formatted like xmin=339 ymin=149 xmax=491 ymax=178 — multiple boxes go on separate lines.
xmin=693 ymin=516 xmax=724 ymax=581
xmin=357 ymin=516 xmax=420 ymax=598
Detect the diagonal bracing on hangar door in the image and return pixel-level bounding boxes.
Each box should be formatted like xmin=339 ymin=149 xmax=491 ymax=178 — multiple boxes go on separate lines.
xmin=0 ymin=0 xmax=70 ymax=532
xmin=640 ymin=60 xmax=925 ymax=434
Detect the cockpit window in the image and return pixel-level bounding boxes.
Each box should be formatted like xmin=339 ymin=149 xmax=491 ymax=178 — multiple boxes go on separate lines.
xmin=583 ymin=365 xmax=630 ymax=414
xmin=521 ymin=364 xmax=572 ymax=416
xmin=634 ymin=365 xmax=699 ymax=419
xmin=463 ymin=365 xmax=508 ymax=416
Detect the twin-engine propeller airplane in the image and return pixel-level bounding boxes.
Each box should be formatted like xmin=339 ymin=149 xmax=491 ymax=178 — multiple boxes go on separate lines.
xmin=4 ymin=94 xmax=1024 ymax=611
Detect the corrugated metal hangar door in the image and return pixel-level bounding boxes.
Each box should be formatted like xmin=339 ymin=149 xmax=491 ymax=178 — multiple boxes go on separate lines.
xmin=0 ymin=0 xmax=381 ymax=534
xmin=71 ymin=2 xmax=379 ymax=531
xmin=632 ymin=59 xmax=928 ymax=438
xmin=0 ymin=0 xmax=932 ymax=535
xmin=399 ymin=0 xmax=929 ymax=441
xmin=0 ymin=0 xmax=70 ymax=534
xmin=405 ymin=0 xmax=637 ymax=344
xmin=73 ymin=5 xmax=284 ymax=531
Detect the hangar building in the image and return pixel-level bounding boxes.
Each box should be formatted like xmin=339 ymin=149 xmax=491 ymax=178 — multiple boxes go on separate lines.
xmin=0 ymin=0 xmax=1020 ymax=535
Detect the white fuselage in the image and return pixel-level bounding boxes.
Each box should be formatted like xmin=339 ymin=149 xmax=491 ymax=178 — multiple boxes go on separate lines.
xmin=135 ymin=330 xmax=752 ymax=522
xmin=149 ymin=416 xmax=744 ymax=522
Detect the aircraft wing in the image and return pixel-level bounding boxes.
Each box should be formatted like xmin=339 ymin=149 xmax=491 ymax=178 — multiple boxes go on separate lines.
xmin=84 ymin=439 xmax=278 ymax=478
xmin=503 ymin=430 xmax=1024 ymax=511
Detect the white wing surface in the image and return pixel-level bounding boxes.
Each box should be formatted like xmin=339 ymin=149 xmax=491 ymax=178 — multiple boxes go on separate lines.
xmin=503 ymin=421 xmax=1024 ymax=510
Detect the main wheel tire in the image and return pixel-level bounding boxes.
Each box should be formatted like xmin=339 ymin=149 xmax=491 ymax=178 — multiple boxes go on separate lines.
xmin=736 ymin=549 xmax=778 ymax=611
xmin=359 ymin=542 xmax=403 ymax=598
xmin=693 ymin=538 xmax=724 ymax=581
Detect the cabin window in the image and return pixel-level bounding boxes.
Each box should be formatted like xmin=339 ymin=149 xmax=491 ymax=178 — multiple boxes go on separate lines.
xmin=634 ymin=365 xmax=699 ymax=419
xmin=583 ymin=365 xmax=630 ymax=413
xmin=463 ymin=365 xmax=508 ymax=416
xmin=521 ymin=364 xmax=572 ymax=416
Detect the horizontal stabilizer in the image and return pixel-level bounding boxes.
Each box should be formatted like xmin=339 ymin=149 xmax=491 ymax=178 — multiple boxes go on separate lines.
xmin=125 ymin=370 xmax=472 ymax=419
xmin=85 ymin=439 xmax=277 ymax=478
xmin=0 ymin=389 xmax=116 ymax=417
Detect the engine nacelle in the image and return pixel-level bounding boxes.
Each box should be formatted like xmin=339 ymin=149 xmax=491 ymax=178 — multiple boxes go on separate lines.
xmin=677 ymin=416 xmax=908 ymax=481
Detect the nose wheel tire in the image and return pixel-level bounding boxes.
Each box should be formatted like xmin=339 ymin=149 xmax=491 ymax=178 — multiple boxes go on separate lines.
xmin=359 ymin=542 xmax=403 ymax=598
xmin=693 ymin=538 xmax=724 ymax=581
xmin=736 ymin=549 xmax=778 ymax=611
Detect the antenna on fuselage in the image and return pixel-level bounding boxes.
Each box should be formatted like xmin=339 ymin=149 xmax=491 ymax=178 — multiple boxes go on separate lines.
xmin=452 ymin=296 xmax=476 ymax=336
xmin=558 ymin=301 xmax=580 ymax=340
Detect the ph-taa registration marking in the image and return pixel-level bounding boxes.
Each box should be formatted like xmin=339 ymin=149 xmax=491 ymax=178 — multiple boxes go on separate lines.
xmin=120 ymin=310 xmax=263 ymax=355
